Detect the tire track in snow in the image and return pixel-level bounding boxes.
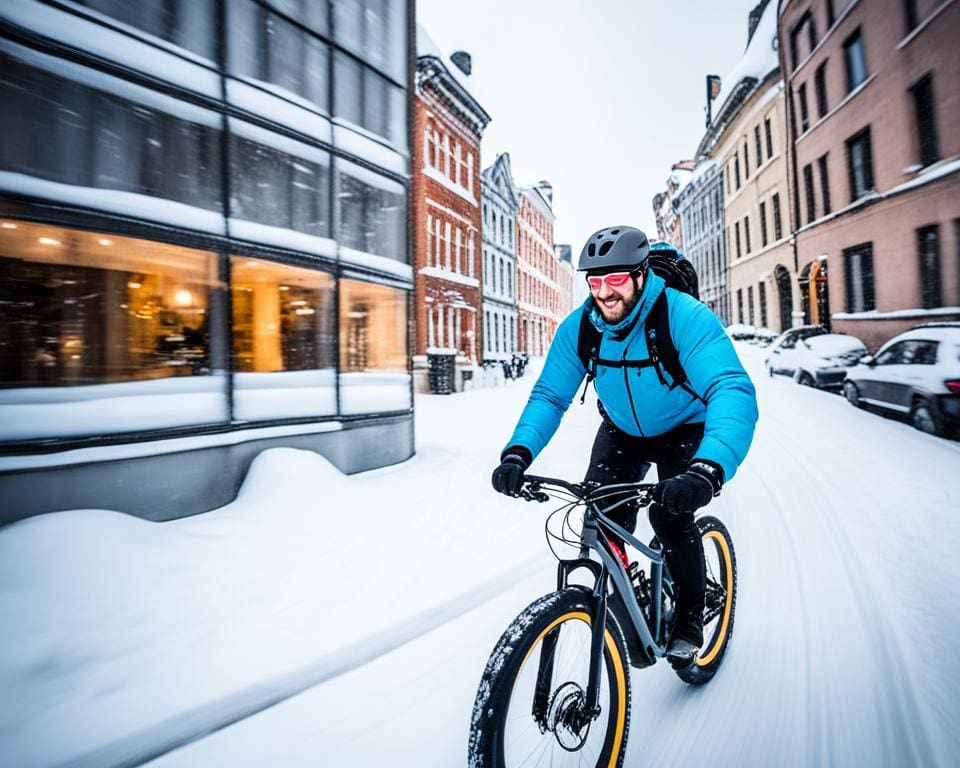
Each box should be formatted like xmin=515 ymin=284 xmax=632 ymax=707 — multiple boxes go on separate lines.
xmin=761 ymin=410 xmax=939 ymax=767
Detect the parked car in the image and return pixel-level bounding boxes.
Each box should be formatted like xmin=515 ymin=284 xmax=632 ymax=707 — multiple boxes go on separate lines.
xmin=843 ymin=325 xmax=960 ymax=437
xmin=765 ymin=326 xmax=866 ymax=389
xmin=726 ymin=324 xmax=757 ymax=341
xmin=753 ymin=327 xmax=778 ymax=347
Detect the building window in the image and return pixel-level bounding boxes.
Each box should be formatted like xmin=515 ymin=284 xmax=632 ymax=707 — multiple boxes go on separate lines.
xmin=0 ymin=220 xmax=225 ymax=441
xmin=231 ymin=257 xmax=335 ymax=420
xmin=843 ymin=242 xmax=875 ymax=312
xmin=826 ymin=0 xmax=836 ymax=27
xmin=336 ymin=160 xmax=407 ymax=262
xmin=760 ymin=201 xmax=768 ymax=247
xmin=83 ymin=0 xmax=217 ymax=60
xmin=333 ymin=0 xmax=406 ymax=83
xmin=843 ymin=29 xmax=868 ymax=93
xmin=818 ymin=153 xmax=832 ymax=215
xmin=744 ymin=215 xmax=752 ymax=254
xmin=1 ymin=47 xmax=223 ymax=215
xmin=743 ymin=141 xmax=750 ymax=177
xmin=339 ymin=279 xmax=410 ymax=414
xmin=227 ymin=0 xmax=330 ymax=111
xmin=803 ymin=163 xmax=816 ymax=224
xmin=846 ymin=127 xmax=875 ymax=201
xmin=798 ymin=83 xmax=810 ymax=133
xmin=765 ymin=117 xmax=774 ymax=159
xmin=789 ymin=10 xmax=819 ymax=71
xmin=755 ymin=125 xmax=763 ymax=170
xmin=737 ymin=288 xmax=744 ymax=323
xmin=759 ymin=281 xmax=768 ymax=327
xmin=230 ymin=121 xmax=331 ymax=241
xmin=734 ymin=156 xmax=741 ymax=189
xmin=747 ymin=285 xmax=755 ymax=325
xmin=910 ymin=74 xmax=940 ymax=168
xmin=734 ymin=221 xmax=742 ymax=259
xmin=917 ymin=225 xmax=942 ymax=308
xmin=333 ymin=50 xmax=406 ymax=150
xmin=773 ymin=192 xmax=783 ymax=240
xmin=904 ymin=0 xmax=919 ymax=32
xmin=815 ymin=62 xmax=828 ymax=117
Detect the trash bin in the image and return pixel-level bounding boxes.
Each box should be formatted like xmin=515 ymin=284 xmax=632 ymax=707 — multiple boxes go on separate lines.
xmin=427 ymin=352 xmax=456 ymax=394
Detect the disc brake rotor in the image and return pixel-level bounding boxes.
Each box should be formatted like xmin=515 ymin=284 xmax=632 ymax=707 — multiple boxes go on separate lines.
xmin=546 ymin=681 xmax=593 ymax=751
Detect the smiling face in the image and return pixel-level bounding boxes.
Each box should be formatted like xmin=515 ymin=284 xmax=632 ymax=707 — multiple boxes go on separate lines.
xmin=587 ymin=269 xmax=644 ymax=323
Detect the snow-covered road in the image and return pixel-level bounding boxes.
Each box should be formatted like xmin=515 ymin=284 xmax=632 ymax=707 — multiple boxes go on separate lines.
xmin=3 ymin=343 xmax=959 ymax=767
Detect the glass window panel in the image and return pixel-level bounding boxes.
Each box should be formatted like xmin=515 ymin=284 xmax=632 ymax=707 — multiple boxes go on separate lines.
xmin=267 ymin=0 xmax=328 ymax=35
xmin=338 ymin=279 xmax=410 ymax=414
xmin=266 ymin=13 xmax=305 ymax=96
xmin=303 ymin=35 xmax=330 ymax=112
xmin=227 ymin=0 xmax=262 ymax=80
xmin=1 ymin=49 xmax=223 ymax=212
xmin=333 ymin=0 xmax=363 ymax=53
xmin=230 ymin=257 xmax=335 ymax=419
xmin=229 ymin=130 xmax=330 ymax=238
xmin=79 ymin=0 xmax=215 ymax=60
xmin=0 ymin=220 xmax=226 ymax=440
xmin=363 ymin=68 xmax=390 ymax=139
xmin=334 ymin=50 xmax=364 ymax=127
xmin=336 ymin=160 xmax=407 ymax=262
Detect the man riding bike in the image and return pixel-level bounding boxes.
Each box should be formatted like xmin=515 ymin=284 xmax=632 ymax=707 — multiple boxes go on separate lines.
xmin=492 ymin=225 xmax=758 ymax=663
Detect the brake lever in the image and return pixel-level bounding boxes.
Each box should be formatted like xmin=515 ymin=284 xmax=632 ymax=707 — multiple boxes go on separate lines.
xmin=519 ymin=485 xmax=550 ymax=503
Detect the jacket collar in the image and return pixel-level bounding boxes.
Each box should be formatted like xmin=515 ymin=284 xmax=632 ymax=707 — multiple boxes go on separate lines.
xmin=585 ymin=270 xmax=666 ymax=336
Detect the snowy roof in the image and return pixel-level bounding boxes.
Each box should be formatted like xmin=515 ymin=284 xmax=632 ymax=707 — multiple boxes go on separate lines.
xmin=671 ymin=167 xmax=694 ymax=195
xmin=519 ymin=184 xmax=556 ymax=220
xmin=709 ymin=0 xmax=779 ymax=130
xmin=416 ymin=24 xmax=491 ymax=131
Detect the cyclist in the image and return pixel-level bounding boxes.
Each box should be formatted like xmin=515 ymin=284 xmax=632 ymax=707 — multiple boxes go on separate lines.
xmin=492 ymin=226 xmax=758 ymax=662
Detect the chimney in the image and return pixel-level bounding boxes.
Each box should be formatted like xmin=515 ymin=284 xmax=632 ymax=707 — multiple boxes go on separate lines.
xmin=705 ymin=74 xmax=721 ymax=127
xmin=450 ymin=51 xmax=472 ymax=76
xmin=747 ymin=0 xmax=771 ymax=46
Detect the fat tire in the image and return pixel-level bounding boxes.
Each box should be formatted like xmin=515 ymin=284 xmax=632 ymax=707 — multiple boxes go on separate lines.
xmin=468 ymin=587 xmax=632 ymax=768
xmin=674 ymin=516 xmax=738 ymax=686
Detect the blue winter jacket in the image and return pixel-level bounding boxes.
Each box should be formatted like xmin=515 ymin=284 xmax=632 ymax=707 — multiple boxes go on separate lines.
xmin=505 ymin=271 xmax=758 ymax=482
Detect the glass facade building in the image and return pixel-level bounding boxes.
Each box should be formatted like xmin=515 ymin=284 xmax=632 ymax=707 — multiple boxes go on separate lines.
xmin=0 ymin=0 xmax=414 ymax=522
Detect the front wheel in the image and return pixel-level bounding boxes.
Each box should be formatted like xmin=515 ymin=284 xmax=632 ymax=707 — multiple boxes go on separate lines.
xmin=674 ymin=515 xmax=738 ymax=685
xmin=468 ymin=588 xmax=631 ymax=768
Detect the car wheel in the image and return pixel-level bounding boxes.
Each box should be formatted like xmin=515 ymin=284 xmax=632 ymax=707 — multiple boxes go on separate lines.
xmin=796 ymin=371 xmax=815 ymax=387
xmin=911 ymin=400 xmax=942 ymax=436
xmin=843 ymin=381 xmax=863 ymax=408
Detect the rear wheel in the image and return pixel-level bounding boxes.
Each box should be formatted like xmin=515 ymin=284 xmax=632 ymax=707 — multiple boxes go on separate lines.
xmin=674 ymin=516 xmax=737 ymax=686
xmin=796 ymin=370 xmax=816 ymax=387
xmin=469 ymin=588 xmax=631 ymax=768
xmin=911 ymin=399 xmax=942 ymax=436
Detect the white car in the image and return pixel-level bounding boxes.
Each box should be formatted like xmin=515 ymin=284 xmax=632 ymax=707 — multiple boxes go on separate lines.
xmin=843 ymin=324 xmax=960 ymax=437
xmin=765 ymin=327 xmax=867 ymax=389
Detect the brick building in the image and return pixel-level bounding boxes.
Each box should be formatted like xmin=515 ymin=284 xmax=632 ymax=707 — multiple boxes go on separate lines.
xmin=413 ymin=28 xmax=491 ymax=387
xmin=779 ymin=0 xmax=960 ymax=350
xmin=652 ymin=161 xmax=695 ymax=249
xmin=516 ymin=183 xmax=558 ymax=356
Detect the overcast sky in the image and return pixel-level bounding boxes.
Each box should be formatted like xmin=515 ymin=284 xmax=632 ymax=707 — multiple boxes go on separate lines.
xmin=416 ymin=0 xmax=764 ymax=251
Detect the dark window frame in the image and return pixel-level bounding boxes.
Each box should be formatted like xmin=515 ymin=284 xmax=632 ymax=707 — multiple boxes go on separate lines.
xmin=765 ymin=117 xmax=773 ymax=159
xmin=798 ymin=82 xmax=810 ymax=132
xmin=773 ymin=192 xmax=783 ymax=240
xmin=917 ymin=224 xmax=942 ymax=309
xmin=754 ymin=125 xmax=763 ymax=169
xmin=843 ymin=242 xmax=875 ymax=312
xmin=910 ymin=73 xmax=940 ymax=168
xmin=843 ymin=28 xmax=868 ymax=93
xmin=845 ymin=126 xmax=875 ymax=201
xmin=818 ymin=153 xmax=832 ymax=215
xmin=760 ymin=200 xmax=768 ymax=247
xmin=803 ymin=163 xmax=816 ymax=224
xmin=814 ymin=61 xmax=828 ymax=118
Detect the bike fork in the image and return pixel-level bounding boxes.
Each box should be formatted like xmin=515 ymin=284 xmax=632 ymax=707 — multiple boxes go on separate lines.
xmin=586 ymin=585 xmax=607 ymax=716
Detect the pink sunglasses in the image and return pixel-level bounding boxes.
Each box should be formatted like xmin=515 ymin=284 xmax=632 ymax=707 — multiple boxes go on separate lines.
xmin=586 ymin=271 xmax=639 ymax=291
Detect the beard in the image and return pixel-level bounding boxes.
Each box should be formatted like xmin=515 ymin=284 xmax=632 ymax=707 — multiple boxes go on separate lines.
xmin=594 ymin=288 xmax=640 ymax=324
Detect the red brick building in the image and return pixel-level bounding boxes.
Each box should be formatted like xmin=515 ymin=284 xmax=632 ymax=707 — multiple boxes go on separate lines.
xmin=413 ymin=29 xmax=491 ymax=385
xmin=779 ymin=0 xmax=960 ymax=350
xmin=517 ymin=183 xmax=559 ymax=356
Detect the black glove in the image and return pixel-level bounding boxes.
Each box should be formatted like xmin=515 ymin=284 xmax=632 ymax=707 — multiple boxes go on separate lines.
xmin=651 ymin=461 xmax=723 ymax=515
xmin=491 ymin=447 xmax=532 ymax=497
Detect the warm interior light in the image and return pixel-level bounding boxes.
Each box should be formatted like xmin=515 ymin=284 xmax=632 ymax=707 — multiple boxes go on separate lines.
xmin=98 ymin=238 xmax=113 ymax=246
xmin=1 ymin=222 xmax=18 ymax=229
xmin=38 ymin=237 xmax=61 ymax=246
xmin=174 ymin=289 xmax=194 ymax=307
xmin=128 ymin=281 xmax=142 ymax=289
xmin=295 ymin=307 xmax=316 ymax=316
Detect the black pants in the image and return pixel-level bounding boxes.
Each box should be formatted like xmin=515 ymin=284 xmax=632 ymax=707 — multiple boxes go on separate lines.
xmin=584 ymin=414 xmax=706 ymax=624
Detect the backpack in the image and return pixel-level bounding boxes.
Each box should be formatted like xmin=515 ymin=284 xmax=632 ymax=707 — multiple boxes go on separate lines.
xmin=575 ymin=245 xmax=703 ymax=405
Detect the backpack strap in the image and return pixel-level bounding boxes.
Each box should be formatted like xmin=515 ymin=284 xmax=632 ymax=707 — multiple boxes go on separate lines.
xmin=644 ymin=292 xmax=705 ymax=404
xmin=576 ymin=307 xmax=601 ymax=404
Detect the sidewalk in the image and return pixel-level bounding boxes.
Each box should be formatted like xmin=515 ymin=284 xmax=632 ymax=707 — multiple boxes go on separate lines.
xmin=0 ymin=366 xmax=598 ymax=767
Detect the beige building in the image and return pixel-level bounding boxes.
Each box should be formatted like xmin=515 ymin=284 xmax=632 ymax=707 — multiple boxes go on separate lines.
xmin=701 ymin=0 xmax=798 ymax=332
xmin=779 ymin=0 xmax=960 ymax=351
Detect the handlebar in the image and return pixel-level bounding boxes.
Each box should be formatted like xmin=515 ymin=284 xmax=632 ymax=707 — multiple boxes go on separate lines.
xmin=520 ymin=473 xmax=657 ymax=507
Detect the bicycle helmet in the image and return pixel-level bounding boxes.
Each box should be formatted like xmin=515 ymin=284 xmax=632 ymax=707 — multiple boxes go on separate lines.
xmin=577 ymin=226 xmax=650 ymax=272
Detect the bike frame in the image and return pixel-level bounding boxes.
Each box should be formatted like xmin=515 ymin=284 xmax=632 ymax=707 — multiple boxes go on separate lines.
xmin=523 ymin=474 xmax=670 ymax=719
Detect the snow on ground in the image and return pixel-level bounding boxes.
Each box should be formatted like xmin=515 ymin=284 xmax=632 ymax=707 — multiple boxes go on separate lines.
xmin=2 ymin=346 xmax=960 ymax=767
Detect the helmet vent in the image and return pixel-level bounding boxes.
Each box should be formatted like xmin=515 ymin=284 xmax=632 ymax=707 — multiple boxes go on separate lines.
xmin=598 ymin=241 xmax=614 ymax=257
xmin=611 ymin=229 xmax=620 ymax=235
xmin=587 ymin=243 xmax=596 ymax=257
